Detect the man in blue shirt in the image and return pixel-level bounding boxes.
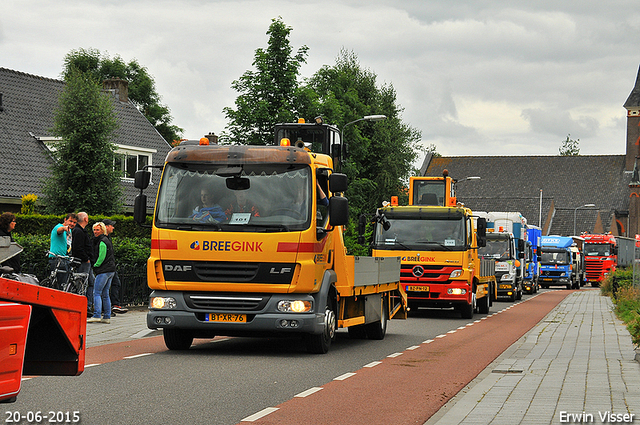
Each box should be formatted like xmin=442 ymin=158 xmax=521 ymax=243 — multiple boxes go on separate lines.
xmin=48 ymin=213 xmax=78 ymax=288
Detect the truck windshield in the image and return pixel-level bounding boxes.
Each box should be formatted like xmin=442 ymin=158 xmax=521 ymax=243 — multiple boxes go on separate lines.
xmin=155 ymin=163 xmax=312 ymax=231
xmin=373 ymin=216 xmax=466 ymax=251
xmin=479 ymin=238 xmax=511 ymax=261
xmin=540 ymin=250 xmax=571 ymax=265
xmin=584 ymin=243 xmax=611 ymax=256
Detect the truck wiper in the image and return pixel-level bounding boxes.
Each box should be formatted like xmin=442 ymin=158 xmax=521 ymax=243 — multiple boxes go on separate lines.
xmin=416 ymin=240 xmax=453 ymax=251
xmin=240 ymin=224 xmax=290 ymax=232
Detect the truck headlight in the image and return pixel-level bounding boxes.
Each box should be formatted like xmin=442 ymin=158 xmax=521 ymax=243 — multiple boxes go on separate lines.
xmin=447 ymin=288 xmax=467 ymax=295
xmin=449 ymin=269 xmax=463 ymax=279
xmin=277 ymin=300 xmax=312 ymax=313
xmin=150 ymin=296 xmax=177 ymax=309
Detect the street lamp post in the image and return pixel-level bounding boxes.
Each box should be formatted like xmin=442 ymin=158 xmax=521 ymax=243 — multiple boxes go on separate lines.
xmin=339 ymin=115 xmax=387 ymax=166
xmin=573 ymin=204 xmax=596 ymax=235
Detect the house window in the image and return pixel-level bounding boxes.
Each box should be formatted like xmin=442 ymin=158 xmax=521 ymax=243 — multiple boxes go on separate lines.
xmin=114 ymin=145 xmax=156 ymax=180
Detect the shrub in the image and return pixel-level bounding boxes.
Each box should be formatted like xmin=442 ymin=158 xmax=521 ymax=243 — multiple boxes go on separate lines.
xmin=605 ymin=267 xmax=640 ymax=348
xmin=21 ymin=194 xmax=38 ymax=214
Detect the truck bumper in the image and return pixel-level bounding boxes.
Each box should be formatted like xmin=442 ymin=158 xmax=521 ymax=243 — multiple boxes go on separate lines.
xmin=497 ymin=280 xmax=517 ymax=297
xmin=147 ymin=290 xmax=326 ymax=337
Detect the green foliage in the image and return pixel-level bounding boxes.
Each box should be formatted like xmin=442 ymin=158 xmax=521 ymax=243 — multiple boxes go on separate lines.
xmin=222 ymin=17 xmax=308 ymax=145
xmin=63 ymin=47 xmax=183 ymax=143
xmin=21 ymin=194 xmax=38 ymax=214
xmin=44 ymin=67 xmax=123 ymax=214
xmin=13 ymin=214 xmax=151 ymax=238
xmin=111 ymin=236 xmax=151 ymax=265
xmin=602 ymin=268 xmax=640 ymax=347
xmin=300 ymin=49 xmax=423 ymax=216
xmin=559 ymin=134 xmax=580 ymax=156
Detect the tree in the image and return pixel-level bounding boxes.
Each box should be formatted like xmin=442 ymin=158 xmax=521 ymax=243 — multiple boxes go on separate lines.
xmin=63 ymin=48 xmax=183 ymax=143
xmin=222 ymin=17 xmax=308 ymax=145
xmin=299 ymin=49 xmax=423 ymax=215
xmin=43 ymin=67 xmax=123 ymax=214
xmin=559 ymin=134 xmax=580 ymax=156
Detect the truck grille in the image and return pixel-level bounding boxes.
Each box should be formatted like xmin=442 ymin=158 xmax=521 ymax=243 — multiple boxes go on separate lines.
xmin=400 ymin=264 xmax=457 ymax=283
xmin=541 ymin=270 xmax=564 ymax=278
xmin=185 ymin=293 xmax=269 ymax=311
xmin=194 ymin=262 xmax=259 ymax=282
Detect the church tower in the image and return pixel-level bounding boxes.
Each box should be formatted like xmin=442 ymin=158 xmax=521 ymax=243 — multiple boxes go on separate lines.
xmin=624 ymin=65 xmax=640 ymax=236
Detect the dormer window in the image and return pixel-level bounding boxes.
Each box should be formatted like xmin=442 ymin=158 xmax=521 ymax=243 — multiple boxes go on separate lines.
xmin=114 ymin=144 xmax=156 ymax=180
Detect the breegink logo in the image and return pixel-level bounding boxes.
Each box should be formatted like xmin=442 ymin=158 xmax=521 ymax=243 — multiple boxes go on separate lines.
xmin=190 ymin=241 xmax=200 ymax=250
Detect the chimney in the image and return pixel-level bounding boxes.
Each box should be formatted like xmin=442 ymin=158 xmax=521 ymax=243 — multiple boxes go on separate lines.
xmin=102 ymin=78 xmax=129 ymax=102
xmin=204 ymin=132 xmax=218 ymax=145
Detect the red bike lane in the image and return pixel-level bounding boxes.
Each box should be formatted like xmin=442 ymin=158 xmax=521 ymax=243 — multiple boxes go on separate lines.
xmin=243 ymin=290 xmax=572 ymax=425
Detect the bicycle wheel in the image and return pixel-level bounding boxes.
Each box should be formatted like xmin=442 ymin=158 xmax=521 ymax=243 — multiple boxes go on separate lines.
xmin=72 ymin=274 xmax=89 ymax=296
xmin=39 ymin=275 xmax=58 ymax=289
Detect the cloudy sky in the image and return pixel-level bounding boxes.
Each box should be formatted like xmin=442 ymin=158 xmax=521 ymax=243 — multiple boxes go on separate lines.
xmin=3 ymin=0 xmax=640 ymax=166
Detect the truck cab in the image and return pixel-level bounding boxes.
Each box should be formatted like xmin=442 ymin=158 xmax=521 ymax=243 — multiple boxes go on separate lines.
xmin=539 ymin=236 xmax=575 ymax=289
xmin=369 ymin=205 xmax=495 ymax=319
xmin=479 ymin=232 xmax=522 ymax=301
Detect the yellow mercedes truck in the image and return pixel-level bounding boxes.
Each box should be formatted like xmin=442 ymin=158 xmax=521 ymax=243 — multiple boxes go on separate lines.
xmin=134 ymin=122 xmax=406 ymax=354
xmin=369 ymin=204 xmax=495 ymax=319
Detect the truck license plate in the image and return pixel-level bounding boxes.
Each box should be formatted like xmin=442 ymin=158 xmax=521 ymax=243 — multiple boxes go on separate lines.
xmin=499 ymin=284 xmax=511 ymax=289
xmin=543 ymin=278 xmax=553 ymax=281
xmin=406 ymin=285 xmax=429 ymax=292
xmin=206 ymin=313 xmax=246 ymax=323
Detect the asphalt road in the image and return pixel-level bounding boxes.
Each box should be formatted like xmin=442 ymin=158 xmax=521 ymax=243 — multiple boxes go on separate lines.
xmin=6 ymin=289 xmax=567 ymax=425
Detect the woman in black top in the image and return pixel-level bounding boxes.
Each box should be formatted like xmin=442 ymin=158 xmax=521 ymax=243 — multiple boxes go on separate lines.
xmin=0 ymin=212 xmax=20 ymax=273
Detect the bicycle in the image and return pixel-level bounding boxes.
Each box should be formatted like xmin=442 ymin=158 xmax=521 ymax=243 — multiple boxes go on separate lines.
xmin=40 ymin=252 xmax=89 ymax=295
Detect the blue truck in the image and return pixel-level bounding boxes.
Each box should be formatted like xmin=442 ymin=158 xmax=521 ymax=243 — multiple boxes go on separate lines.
xmin=539 ymin=236 xmax=576 ymax=289
xmin=523 ymin=225 xmax=542 ymax=293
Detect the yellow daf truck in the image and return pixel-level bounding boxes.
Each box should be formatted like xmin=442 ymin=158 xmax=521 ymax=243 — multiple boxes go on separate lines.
xmin=133 ymin=120 xmax=406 ymax=353
xmin=363 ymin=173 xmax=495 ymax=318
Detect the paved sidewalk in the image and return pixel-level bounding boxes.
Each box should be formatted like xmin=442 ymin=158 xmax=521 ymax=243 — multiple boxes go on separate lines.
xmin=425 ymin=290 xmax=640 ymax=425
xmin=84 ymin=307 xmax=158 ymax=347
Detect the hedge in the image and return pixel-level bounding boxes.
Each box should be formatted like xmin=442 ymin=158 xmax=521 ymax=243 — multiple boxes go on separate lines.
xmin=14 ymin=213 xmax=152 ymax=238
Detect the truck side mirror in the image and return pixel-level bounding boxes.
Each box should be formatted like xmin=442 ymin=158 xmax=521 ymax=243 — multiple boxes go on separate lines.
xmin=134 ymin=170 xmax=151 ymax=190
xmin=358 ymin=214 xmax=367 ymax=237
xmin=134 ymin=194 xmax=147 ymax=224
xmin=329 ymin=173 xmax=348 ymax=194
xmin=476 ymin=217 xmax=487 ymax=247
xmin=329 ymin=196 xmax=349 ymax=226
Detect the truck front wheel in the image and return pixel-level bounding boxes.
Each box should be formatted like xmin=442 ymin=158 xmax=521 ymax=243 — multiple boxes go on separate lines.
xmin=163 ymin=328 xmax=194 ymax=350
xmin=460 ymin=293 xmax=475 ymax=319
xmin=304 ymin=299 xmax=336 ymax=354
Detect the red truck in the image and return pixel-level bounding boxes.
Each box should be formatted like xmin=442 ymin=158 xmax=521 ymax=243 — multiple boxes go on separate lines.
xmin=583 ymin=234 xmax=635 ymax=287
xmin=0 ymin=238 xmax=86 ymax=402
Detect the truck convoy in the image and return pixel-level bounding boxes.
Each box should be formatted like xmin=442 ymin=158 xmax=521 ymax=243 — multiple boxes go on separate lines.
xmin=583 ymin=234 xmax=635 ymax=287
xmin=134 ymin=118 xmax=406 ymax=354
xmin=364 ymin=173 xmax=496 ymax=319
xmin=0 ymin=237 xmax=86 ymax=402
xmin=477 ymin=212 xmax=527 ymax=301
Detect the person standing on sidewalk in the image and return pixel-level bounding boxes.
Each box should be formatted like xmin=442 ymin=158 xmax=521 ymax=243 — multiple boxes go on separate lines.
xmin=72 ymin=212 xmax=95 ymax=314
xmin=48 ymin=213 xmax=77 ymax=288
xmin=88 ymin=222 xmax=115 ymax=324
xmin=103 ymin=219 xmax=127 ymax=314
